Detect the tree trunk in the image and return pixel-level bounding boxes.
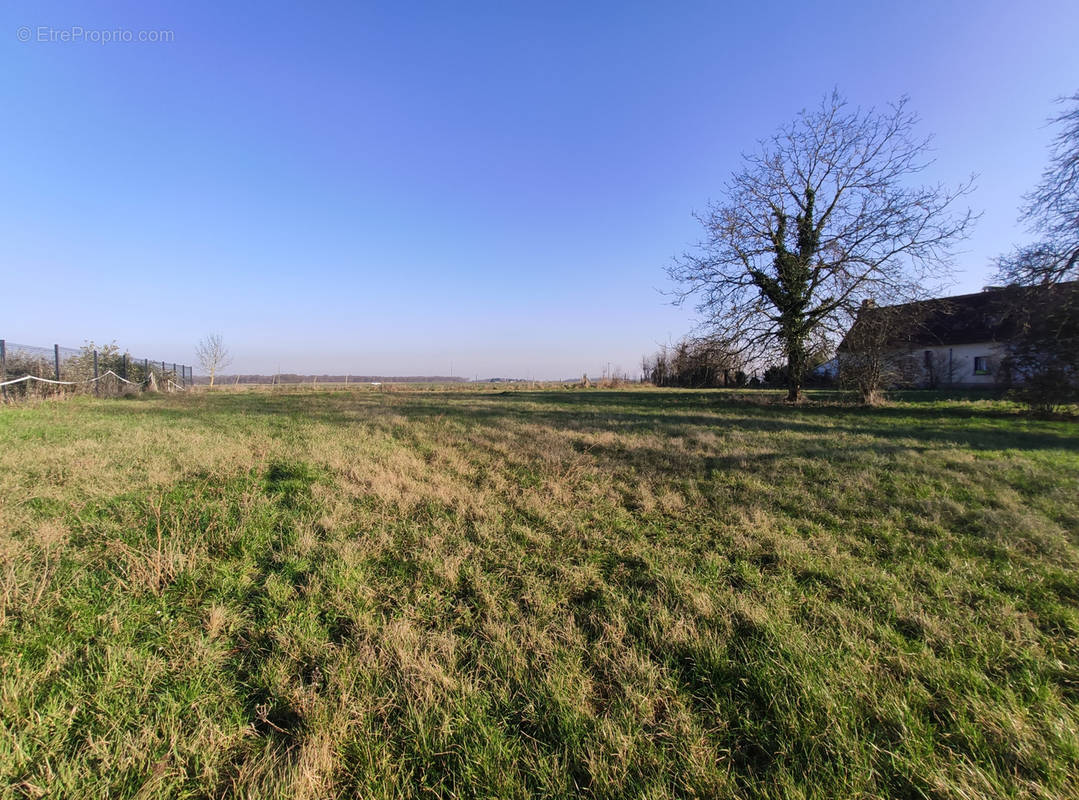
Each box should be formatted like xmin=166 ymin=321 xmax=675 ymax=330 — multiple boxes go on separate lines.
xmin=785 ymin=334 xmax=806 ymax=402
xmin=786 ymin=373 xmax=803 ymax=402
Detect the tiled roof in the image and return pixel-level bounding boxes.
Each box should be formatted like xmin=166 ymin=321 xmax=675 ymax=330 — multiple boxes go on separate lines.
xmin=839 ymin=281 xmax=1079 ymax=350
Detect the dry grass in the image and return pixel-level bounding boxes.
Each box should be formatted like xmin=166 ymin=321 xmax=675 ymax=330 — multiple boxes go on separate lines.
xmin=0 ymin=387 xmax=1077 ymax=798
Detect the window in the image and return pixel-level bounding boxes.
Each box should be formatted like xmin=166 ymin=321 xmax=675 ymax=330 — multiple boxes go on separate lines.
xmin=973 ymin=356 xmax=990 ymax=375
xmin=924 ymin=350 xmax=933 ymax=367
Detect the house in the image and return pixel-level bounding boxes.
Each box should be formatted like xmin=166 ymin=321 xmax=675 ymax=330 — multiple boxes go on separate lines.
xmin=837 ymin=282 xmax=1079 ymax=388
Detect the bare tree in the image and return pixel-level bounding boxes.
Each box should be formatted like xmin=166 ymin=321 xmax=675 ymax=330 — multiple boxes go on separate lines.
xmin=668 ymin=91 xmax=976 ymax=401
xmin=999 ymin=283 xmax=1079 ymax=413
xmin=642 ymin=336 xmax=744 ymax=388
xmin=838 ymin=301 xmax=925 ymax=404
xmin=195 ymin=334 xmax=231 ymax=388
xmin=994 ymin=93 xmax=1079 ymax=412
xmin=997 ymin=91 xmax=1079 ymax=285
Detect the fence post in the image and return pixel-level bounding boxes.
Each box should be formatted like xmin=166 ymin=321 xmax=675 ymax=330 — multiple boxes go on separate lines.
xmin=93 ymin=349 xmax=99 ymax=396
xmin=1 ymin=339 xmax=6 ymax=400
xmin=122 ymin=353 xmax=128 ymax=380
xmin=54 ymin=344 xmax=61 ymax=382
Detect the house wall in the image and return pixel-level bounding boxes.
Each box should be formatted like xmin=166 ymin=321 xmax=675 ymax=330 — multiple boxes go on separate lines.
xmin=912 ymin=341 xmax=1007 ymax=387
xmin=837 ymin=341 xmax=1010 ymax=389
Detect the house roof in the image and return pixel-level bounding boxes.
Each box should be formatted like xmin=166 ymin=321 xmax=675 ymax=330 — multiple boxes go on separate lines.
xmin=838 ymin=281 xmax=1079 ymax=351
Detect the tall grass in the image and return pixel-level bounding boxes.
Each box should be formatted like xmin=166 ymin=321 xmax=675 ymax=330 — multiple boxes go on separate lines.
xmin=0 ymin=389 xmax=1076 ymax=798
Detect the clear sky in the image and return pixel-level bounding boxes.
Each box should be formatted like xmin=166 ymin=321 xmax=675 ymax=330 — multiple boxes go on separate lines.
xmin=2 ymin=1 xmax=1077 ymax=378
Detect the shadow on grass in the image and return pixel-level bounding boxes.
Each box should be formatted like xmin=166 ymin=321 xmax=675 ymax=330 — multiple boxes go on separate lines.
xmin=93 ymin=389 xmax=1079 ymax=456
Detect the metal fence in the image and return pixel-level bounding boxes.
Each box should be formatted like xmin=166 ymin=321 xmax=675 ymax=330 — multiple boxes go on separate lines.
xmin=0 ymin=338 xmax=192 ymax=398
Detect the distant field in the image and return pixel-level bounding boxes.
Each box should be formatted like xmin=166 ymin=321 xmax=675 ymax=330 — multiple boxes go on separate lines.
xmin=1 ymin=388 xmax=1077 ymax=799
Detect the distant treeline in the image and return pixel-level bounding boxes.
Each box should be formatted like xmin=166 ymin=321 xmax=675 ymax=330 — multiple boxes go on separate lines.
xmin=642 ymin=339 xmax=747 ymax=388
xmin=193 ymin=374 xmax=470 ymax=385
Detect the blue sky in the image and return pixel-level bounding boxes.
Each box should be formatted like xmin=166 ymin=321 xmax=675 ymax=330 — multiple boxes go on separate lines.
xmin=2 ymin=1 xmax=1077 ymax=378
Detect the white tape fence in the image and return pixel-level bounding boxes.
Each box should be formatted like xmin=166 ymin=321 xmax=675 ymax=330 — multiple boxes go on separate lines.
xmin=0 ymin=339 xmax=192 ymax=399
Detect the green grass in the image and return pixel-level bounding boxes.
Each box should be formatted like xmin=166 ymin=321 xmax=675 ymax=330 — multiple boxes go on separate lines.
xmin=1 ymin=388 xmax=1077 ymax=799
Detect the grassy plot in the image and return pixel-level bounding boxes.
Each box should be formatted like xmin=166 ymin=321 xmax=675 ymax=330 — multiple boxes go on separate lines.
xmin=0 ymin=388 xmax=1077 ymax=799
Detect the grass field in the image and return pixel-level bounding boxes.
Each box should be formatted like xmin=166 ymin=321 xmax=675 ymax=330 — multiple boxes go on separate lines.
xmin=1 ymin=388 xmax=1077 ymax=799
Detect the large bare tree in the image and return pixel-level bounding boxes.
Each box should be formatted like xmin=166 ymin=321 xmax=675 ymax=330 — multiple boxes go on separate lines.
xmin=668 ymin=92 xmax=976 ymax=401
xmin=994 ymin=92 xmax=1079 ymax=411
xmin=195 ymin=333 xmax=231 ymax=388
xmin=997 ymin=91 xmax=1079 ymax=285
